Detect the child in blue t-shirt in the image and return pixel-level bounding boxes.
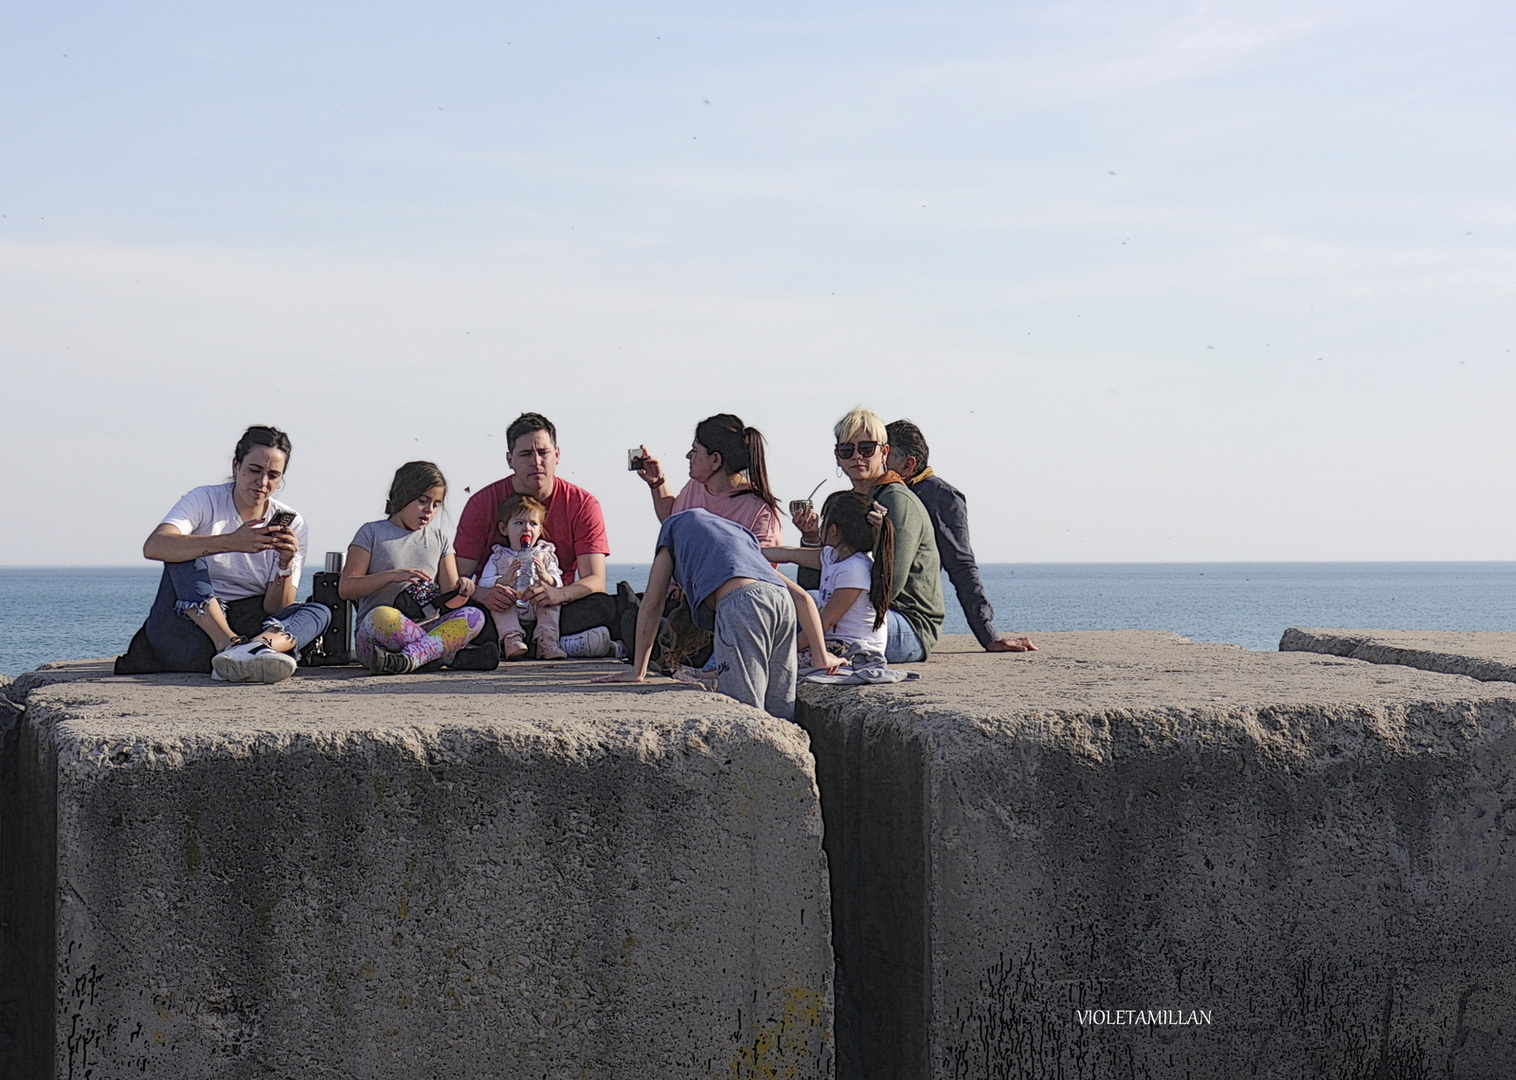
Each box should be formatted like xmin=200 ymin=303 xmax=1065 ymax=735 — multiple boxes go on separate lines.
xmin=593 ymin=509 xmax=839 ymax=719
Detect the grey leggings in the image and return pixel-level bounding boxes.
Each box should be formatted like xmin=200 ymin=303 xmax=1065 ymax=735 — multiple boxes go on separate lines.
xmin=709 ymin=581 xmax=797 ymax=721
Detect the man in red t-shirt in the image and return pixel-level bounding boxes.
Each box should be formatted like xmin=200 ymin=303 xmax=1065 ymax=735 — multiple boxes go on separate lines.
xmin=455 ymin=412 xmax=615 ymax=637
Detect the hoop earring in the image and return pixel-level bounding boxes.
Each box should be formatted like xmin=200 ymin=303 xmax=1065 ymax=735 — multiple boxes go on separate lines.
xmin=836 ymin=465 xmax=845 ymax=478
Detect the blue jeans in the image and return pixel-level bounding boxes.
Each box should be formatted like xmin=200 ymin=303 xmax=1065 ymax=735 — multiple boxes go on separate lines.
xmin=143 ymin=560 xmax=331 ymax=673
xmin=884 ymin=609 xmax=925 ymax=664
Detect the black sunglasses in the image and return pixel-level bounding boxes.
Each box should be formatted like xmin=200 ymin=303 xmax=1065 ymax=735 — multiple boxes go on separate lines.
xmin=834 ymin=441 xmax=880 ymax=459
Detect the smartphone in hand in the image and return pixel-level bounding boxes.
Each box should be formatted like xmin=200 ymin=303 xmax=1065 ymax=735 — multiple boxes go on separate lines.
xmin=266 ymin=510 xmax=296 ymax=529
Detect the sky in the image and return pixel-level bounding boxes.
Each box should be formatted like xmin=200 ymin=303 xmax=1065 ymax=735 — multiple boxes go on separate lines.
xmin=2 ymin=0 xmax=1513 ymax=565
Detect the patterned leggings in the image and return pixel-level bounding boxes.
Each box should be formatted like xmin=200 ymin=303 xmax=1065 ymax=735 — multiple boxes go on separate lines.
xmin=356 ymin=605 xmax=485 ymax=668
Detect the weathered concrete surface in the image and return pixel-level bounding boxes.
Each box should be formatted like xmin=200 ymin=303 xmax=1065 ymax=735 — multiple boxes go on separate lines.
xmin=797 ymin=632 xmax=1516 ymax=1080
xmin=5 ymin=659 xmax=833 ymax=1079
xmin=1283 ymin=628 xmax=1516 ymax=685
xmin=0 ymin=673 xmax=44 ymax=1080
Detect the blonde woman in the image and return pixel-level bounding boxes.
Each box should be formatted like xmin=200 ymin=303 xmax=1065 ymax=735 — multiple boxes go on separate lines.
xmin=791 ymin=408 xmax=945 ymax=662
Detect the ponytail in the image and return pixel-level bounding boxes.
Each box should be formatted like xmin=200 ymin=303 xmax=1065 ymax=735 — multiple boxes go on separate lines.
xmin=740 ymin=426 xmax=778 ymax=511
xmin=693 ymin=414 xmax=779 ymax=511
xmin=869 ymin=516 xmax=894 ymax=630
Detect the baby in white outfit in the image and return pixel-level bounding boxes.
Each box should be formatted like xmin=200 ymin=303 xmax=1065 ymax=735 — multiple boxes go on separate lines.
xmin=478 ymin=494 xmax=565 ymax=660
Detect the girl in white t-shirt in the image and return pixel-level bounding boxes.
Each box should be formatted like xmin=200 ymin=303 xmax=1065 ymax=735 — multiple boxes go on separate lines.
xmin=764 ymin=490 xmax=895 ymax=660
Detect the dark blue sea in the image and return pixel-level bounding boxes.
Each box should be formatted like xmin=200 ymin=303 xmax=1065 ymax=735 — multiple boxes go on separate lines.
xmin=3 ymin=563 xmax=1513 ymax=678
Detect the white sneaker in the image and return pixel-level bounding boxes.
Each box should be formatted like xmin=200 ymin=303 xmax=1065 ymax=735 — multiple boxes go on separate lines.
xmin=561 ymin=625 xmax=614 ymax=658
xmin=212 ymin=640 xmax=297 ymax=684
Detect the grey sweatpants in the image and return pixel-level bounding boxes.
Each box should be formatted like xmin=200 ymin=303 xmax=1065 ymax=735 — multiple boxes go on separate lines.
xmin=711 ymin=581 xmax=798 ymax=720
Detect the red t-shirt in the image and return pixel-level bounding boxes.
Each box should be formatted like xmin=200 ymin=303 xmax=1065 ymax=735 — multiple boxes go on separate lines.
xmin=454 ymin=476 xmax=610 ymax=585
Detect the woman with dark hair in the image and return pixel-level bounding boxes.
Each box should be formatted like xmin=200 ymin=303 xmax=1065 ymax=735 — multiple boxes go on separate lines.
xmin=632 ymin=413 xmax=784 ymax=546
xmin=115 ymin=425 xmax=332 ymax=682
xmin=339 ymin=461 xmax=485 ymax=675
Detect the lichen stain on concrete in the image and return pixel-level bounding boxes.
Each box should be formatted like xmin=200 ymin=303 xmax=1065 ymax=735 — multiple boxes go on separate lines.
xmin=324 ymin=967 xmax=346 ymax=1017
xmin=253 ymin=878 xmax=283 ymax=937
xmin=398 ymin=855 xmax=417 ymax=920
xmin=729 ymin=985 xmax=829 ymax=1080
xmin=183 ymin=808 xmax=202 ymax=872
xmin=733 ymin=769 xmax=761 ymax=817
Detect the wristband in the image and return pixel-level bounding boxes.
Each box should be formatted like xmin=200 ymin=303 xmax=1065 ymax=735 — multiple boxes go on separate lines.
xmin=646 ymin=475 xmax=667 ymax=488
xmin=275 ymin=565 xmax=294 ymax=578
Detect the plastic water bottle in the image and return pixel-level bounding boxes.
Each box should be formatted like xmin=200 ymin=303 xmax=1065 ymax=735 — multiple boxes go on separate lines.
xmin=513 ymin=551 xmax=537 ymax=615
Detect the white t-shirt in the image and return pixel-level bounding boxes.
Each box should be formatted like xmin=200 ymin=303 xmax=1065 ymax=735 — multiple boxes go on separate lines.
xmin=159 ymin=483 xmax=308 ymax=601
xmin=819 ymin=546 xmax=886 ymax=653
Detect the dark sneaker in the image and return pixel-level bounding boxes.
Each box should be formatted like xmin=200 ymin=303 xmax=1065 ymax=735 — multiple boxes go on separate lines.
xmin=369 ymin=649 xmax=417 ymax=676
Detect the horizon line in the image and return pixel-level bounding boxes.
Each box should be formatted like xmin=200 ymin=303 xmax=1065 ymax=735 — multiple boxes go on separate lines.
xmin=5 ymin=560 xmax=1516 ymax=570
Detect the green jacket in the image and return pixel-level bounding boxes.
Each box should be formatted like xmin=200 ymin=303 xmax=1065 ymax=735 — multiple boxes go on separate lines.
xmin=872 ymin=480 xmax=945 ymax=657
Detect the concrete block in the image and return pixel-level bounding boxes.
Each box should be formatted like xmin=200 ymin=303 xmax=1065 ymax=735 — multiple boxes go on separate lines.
xmin=8 ymin=661 xmax=833 ymax=1079
xmin=1282 ymin=628 xmax=1516 ymax=685
xmin=1 ymin=671 xmax=49 ymax=1080
xmin=797 ymin=632 xmax=1516 ymax=1080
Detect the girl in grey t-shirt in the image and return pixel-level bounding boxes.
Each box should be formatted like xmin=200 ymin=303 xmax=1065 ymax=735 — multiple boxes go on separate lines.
xmin=338 ymin=461 xmax=486 ymax=675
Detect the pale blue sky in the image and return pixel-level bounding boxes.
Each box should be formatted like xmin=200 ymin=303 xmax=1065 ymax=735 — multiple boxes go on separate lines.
xmin=3 ymin=1 xmax=1513 ymax=564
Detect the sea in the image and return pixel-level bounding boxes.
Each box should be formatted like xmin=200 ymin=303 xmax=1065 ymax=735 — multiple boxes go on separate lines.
xmin=2 ymin=562 xmax=1513 ymax=679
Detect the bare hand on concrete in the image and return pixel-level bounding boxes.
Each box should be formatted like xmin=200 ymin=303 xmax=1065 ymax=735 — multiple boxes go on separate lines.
xmin=593 ymin=670 xmax=648 ymax=684
xmin=987 ymin=636 xmax=1037 ymax=653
